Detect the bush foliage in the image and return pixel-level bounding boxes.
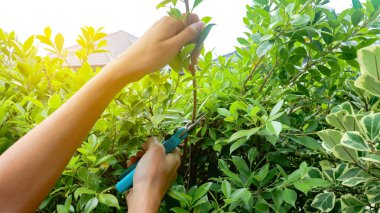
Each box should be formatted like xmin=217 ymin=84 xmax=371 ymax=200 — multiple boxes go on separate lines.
xmin=1 ymin=0 xmax=380 ymax=212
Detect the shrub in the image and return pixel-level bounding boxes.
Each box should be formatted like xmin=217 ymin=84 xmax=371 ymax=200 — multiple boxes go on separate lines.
xmin=0 ymin=0 xmax=379 ymax=212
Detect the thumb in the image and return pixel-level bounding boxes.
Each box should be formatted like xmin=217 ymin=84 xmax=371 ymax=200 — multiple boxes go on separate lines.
xmin=171 ymin=21 xmax=204 ymax=47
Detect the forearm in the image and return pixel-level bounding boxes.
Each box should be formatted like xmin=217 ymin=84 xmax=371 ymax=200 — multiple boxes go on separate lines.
xmin=0 ymin=58 xmax=130 ymax=211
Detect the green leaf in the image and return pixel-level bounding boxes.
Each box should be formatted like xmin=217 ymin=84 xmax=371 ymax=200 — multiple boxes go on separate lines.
xmin=23 ymin=35 xmax=34 ymax=51
xmin=237 ymin=37 xmax=250 ymax=46
xmin=317 ymin=65 xmax=332 ymax=76
xmin=168 ymin=190 xmax=192 ymax=206
xmin=228 ymin=127 xmax=260 ymax=143
xmin=55 ymin=33 xmax=64 ymax=51
xmin=352 ymin=0 xmax=363 ymax=9
xmin=342 ymin=177 xmax=367 ymax=187
xmin=256 ymin=164 xmax=269 ymax=182
xmin=361 ymin=154 xmax=380 ymax=163
xmin=248 ymin=148 xmax=258 ymax=164
xmin=193 ymin=182 xmax=211 ymax=202
xmin=341 ymin=195 xmax=365 ymax=213
xmin=230 ymin=188 xmax=250 ymax=202
xmin=351 ymin=10 xmax=363 ymax=26
xmin=193 ymin=0 xmax=203 ymax=10
xmin=285 ymin=3 xmax=295 ymax=14
xmin=156 ymin=0 xmax=171 ymax=9
xmin=293 ymin=178 xmax=332 ymax=195
xmin=84 ymin=197 xmax=98 ymax=213
xmin=150 ymin=114 xmax=165 ymax=127
xmin=317 ymin=130 xmax=343 ymax=150
xmin=168 ymin=8 xmax=182 ymax=19
xmin=332 ymin=144 xmax=358 ymax=163
xmin=266 ymin=121 xmax=282 ymax=136
xmin=171 ymin=207 xmax=190 ymax=213
xmin=354 ymin=73 xmax=380 ymax=96
xmin=98 ymin=194 xmax=119 ymax=208
xmin=48 ymin=94 xmax=61 ymax=109
xmin=341 ymin=131 xmax=370 ymax=151
xmin=169 ymin=53 xmax=183 ymax=72
xmin=367 ymin=185 xmax=380 ymax=204
xmin=196 ymin=24 xmax=215 ymax=48
xmin=342 ymin=115 xmax=360 ymax=131
xmin=201 ymin=16 xmax=212 ymax=24
xmin=270 ymin=100 xmax=284 ymax=117
xmin=74 ymin=187 xmax=96 ymax=200
xmin=291 ymin=14 xmax=311 ymax=25
xmin=57 ymin=205 xmax=68 ymax=213
xmin=180 ymin=44 xmax=196 ymax=59
xmin=217 ymin=108 xmax=231 ymax=117
xmin=256 ymin=41 xmax=273 ymax=57
xmin=372 ymin=0 xmax=380 ymax=10
xmin=321 ymin=27 xmax=333 ymax=44
xmin=326 ymin=111 xmax=348 ymax=130
xmin=357 ymin=46 xmax=380 ymax=81
xmin=230 ymin=138 xmax=248 ymax=154
xmin=192 ymin=195 xmax=209 ymax=208
xmin=361 ymin=113 xmax=380 ymax=141
xmin=254 ymin=0 xmax=268 ymax=5
xmin=272 ymin=188 xmax=283 ymax=209
xmin=290 ymin=136 xmax=322 ymax=151
xmin=221 ymin=180 xmax=232 ymax=198
xmin=283 ymin=188 xmax=297 ymax=207
xmin=311 ymin=192 xmax=335 ymax=212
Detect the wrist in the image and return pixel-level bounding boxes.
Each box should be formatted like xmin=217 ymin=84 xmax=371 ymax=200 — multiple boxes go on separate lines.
xmin=128 ymin=184 xmax=162 ymax=212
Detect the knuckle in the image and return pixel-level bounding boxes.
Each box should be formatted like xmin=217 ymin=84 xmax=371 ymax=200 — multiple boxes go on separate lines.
xmin=152 ymin=143 xmax=165 ymax=155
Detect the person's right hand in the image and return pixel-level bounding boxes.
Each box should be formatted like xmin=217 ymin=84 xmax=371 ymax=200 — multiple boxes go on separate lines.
xmin=106 ymin=14 xmax=204 ymax=83
xmin=126 ymin=137 xmax=181 ymax=212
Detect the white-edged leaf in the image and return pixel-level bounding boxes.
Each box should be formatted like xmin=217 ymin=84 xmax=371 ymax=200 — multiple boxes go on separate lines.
xmin=311 ymin=192 xmax=335 ymax=212
xmin=341 ymin=131 xmax=370 ymax=151
xmin=332 ymin=144 xmax=358 ymax=163
xmin=357 ymin=45 xmax=380 ymax=81
xmin=367 ymin=185 xmax=380 ymax=205
xmin=361 ymin=154 xmax=380 ymax=163
xmin=342 ymin=177 xmax=367 ymax=187
xmin=361 ymin=113 xmax=380 ymax=141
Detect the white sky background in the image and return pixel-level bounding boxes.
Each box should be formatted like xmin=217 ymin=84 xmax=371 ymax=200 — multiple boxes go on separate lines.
xmin=0 ymin=0 xmax=356 ymax=55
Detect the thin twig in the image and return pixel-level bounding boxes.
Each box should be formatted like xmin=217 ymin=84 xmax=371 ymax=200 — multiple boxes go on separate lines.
xmin=242 ymin=55 xmax=265 ymax=91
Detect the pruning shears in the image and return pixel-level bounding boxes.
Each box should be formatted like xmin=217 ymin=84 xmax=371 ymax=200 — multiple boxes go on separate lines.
xmin=116 ymin=113 xmax=206 ymax=193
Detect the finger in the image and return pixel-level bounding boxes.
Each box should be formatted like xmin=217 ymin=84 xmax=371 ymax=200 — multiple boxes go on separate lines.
xmin=166 ymin=148 xmax=181 ymax=169
xmin=182 ymin=13 xmax=200 ymax=26
xmin=130 ymin=156 xmax=138 ymax=165
xmin=142 ymin=142 xmax=148 ymax=151
xmin=136 ymin=150 xmax=145 ymax=158
xmin=169 ymin=21 xmax=204 ymax=48
xmin=146 ymin=137 xmax=165 ymax=155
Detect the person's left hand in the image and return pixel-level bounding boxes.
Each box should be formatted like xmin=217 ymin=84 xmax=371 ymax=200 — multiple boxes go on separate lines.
xmin=108 ymin=14 xmax=204 ymax=82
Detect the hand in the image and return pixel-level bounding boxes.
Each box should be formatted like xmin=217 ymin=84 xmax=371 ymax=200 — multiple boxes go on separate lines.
xmin=126 ymin=137 xmax=181 ymax=212
xmin=107 ymin=14 xmax=204 ymax=83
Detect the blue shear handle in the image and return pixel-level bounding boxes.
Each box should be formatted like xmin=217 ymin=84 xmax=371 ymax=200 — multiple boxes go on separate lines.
xmin=116 ymin=169 xmax=135 ymax=193
xmin=115 ymin=128 xmax=187 ymax=193
xmin=163 ymin=128 xmax=186 ymax=153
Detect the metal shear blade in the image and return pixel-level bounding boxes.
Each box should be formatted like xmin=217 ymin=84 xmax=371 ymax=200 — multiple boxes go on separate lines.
xmin=179 ymin=112 xmax=206 ymax=137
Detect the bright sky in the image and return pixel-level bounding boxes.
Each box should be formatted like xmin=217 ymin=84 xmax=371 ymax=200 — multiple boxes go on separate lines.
xmin=0 ymin=0 xmax=355 ymax=55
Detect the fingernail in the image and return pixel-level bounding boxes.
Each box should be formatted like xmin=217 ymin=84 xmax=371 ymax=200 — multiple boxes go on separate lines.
xmin=191 ymin=21 xmax=205 ymax=32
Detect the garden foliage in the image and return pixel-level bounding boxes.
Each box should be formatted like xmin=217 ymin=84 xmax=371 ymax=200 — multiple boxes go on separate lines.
xmin=0 ymin=0 xmax=380 ymax=212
